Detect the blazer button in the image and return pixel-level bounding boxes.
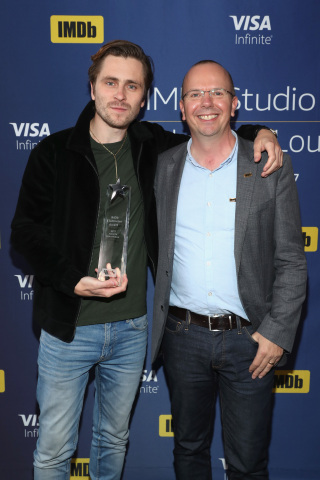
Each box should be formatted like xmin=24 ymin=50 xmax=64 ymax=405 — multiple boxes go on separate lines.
xmin=161 ymin=305 xmax=164 ymax=311
xmin=165 ymin=271 xmax=169 ymax=276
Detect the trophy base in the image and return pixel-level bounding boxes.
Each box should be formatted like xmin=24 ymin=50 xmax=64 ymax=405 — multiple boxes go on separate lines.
xmin=97 ymin=268 xmax=118 ymax=281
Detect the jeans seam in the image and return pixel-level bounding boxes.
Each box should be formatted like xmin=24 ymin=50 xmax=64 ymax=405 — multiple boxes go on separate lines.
xmin=96 ymin=364 xmax=101 ymax=479
xmin=100 ymin=323 xmax=108 ymax=360
xmin=211 ymin=331 xmax=225 ymax=369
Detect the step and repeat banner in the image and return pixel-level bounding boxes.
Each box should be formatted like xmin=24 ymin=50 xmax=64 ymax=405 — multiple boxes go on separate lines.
xmin=0 ymin=1 xmax=319 ymax=479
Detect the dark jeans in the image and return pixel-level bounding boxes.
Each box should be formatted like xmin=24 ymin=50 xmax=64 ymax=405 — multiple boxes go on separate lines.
xmin=162 ymin=312 xmax=274 ymax=480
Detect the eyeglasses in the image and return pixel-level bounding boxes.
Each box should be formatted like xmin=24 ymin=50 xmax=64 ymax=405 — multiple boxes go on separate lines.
xmin=182 ymin=88 xmax=234 ymax=101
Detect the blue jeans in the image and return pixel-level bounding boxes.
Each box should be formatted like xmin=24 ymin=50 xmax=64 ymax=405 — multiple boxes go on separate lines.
xmin=33 ymin=316 xmax=147 ymax=480
xmin=162 ymin=313 xmax=274 ymax=480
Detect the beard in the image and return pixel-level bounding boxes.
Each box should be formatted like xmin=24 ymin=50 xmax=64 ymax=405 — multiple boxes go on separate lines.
xmin=94 ymin=97 xmax=142 ymax=130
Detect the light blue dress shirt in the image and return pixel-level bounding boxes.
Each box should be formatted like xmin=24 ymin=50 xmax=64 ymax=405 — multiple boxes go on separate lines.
xmin=169 ymin=132 xmax=248 ymax=319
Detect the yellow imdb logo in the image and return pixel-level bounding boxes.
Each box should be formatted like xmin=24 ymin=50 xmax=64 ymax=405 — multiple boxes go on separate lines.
xmin=159 ymin=414 xmax=174 ymax=437
xmin=70 ymin=458 xmax=90 ymax=479
xmin=0 ymin=370 xmax=5 ymax=393
xmin=273 ymin=370 xmax=310 ymax=393
xmin=302 ymin=227 xmax=318 ymax=252
xmin=51 ymin=16 xmax=104 ymax=43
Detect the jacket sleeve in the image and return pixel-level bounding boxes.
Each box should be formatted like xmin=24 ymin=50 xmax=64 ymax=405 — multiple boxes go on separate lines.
xmin=236 ymin=124 xmax=265 ymax=140
xmin=146 ymin=120 xmax=267 ymax=147
xmin=256 ymin=155 xmax=307 ymax=352
xmin=143 ymin=121 xmax=189 ymax=154
xmin=11 ymin=140 xmax=84 ymax=297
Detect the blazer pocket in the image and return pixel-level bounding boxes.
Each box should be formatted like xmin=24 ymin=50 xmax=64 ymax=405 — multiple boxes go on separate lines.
xmin=248 ymin=197 xmax=274 ymax=215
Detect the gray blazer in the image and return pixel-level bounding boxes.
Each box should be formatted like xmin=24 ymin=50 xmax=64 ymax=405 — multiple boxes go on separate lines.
xmin=151 ymin=137 xmax=307 ymax=363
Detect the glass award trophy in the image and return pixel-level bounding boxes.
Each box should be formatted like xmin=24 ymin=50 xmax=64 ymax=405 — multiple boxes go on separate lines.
xmin=97 ymin=180 xmax=131 ymax=285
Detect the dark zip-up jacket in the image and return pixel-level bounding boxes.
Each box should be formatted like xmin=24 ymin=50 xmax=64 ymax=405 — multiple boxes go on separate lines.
xmin=11 ymin=101 xmax=257 ymax=342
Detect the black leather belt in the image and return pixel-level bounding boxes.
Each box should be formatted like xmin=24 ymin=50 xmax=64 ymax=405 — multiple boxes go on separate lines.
xmin=168 ymin=306 xmax=251 ymax=331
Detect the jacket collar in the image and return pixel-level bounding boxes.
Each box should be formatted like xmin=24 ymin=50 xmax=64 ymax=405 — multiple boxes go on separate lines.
xmin=128 ymin=119 xmax=154 ymax=142
xmin=66 ymin=101 xmax=95 ymax=158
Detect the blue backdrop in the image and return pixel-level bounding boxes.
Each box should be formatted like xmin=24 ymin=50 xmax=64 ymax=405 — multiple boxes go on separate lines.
xmin=0 ymin=1 xmax=319 ymax=479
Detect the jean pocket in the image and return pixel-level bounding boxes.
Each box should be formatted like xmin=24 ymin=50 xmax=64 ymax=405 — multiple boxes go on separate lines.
xmin=242 ymin=326 xmax=259 ymax=346
xmin=127 ymin=314 xmax=148 ymax=331
xmin=165 ymin=313 xmax=184 ymax=334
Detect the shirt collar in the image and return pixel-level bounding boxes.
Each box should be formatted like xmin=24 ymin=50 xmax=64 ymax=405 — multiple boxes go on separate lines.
xmin=186 ymin=131 xmax=238 ymax=171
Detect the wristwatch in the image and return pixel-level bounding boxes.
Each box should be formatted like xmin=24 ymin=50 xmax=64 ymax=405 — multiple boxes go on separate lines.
xmin=255 ymin=126 xmax=278 ymax=138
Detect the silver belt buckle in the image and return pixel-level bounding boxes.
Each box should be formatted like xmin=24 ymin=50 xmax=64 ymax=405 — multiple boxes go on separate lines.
xmin=208 ymin=314 xmax=220 ymax=332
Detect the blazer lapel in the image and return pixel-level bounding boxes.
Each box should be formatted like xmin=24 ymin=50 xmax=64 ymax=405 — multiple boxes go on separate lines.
xmin=234 ymin=138 xmax=257 ymax=273
xmin=165 ymin=143 xmax=188 ymax=259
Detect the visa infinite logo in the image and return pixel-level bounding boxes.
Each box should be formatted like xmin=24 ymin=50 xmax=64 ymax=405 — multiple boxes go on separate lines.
xmin=229 ymin=15 xmax=271 ymax=31
xmin=10 ymin=123 xmax=50 ymax=151
xmin=10 ymin=123 xmax=50 ymax=137
xmin=229 ymin=15 xmax=272 ymax=46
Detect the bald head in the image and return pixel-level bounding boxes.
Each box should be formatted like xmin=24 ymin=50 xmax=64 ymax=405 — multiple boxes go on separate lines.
xmin=181 ymin=60 xmax=235 ymax=98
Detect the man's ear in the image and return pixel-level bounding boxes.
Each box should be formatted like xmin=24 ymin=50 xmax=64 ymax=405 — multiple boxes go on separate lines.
xmin=180 ymin=99 xmax=186 ymax=121
xmin=231 ymin=96 xmax=238 ymax=117
xmin=90 ymin=82 xmax=95 ymax=101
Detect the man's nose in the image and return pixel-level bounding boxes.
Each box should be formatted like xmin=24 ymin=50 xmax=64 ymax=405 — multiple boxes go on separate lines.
xmin=200 ymin=91 xmax=214 ymax=106
xmin=114 ymin=85 xmax=126 ymax=101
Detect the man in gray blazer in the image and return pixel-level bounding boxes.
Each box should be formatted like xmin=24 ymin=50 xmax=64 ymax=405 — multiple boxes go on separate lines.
xmin=152 ymin=60 xmax=307 ymax=479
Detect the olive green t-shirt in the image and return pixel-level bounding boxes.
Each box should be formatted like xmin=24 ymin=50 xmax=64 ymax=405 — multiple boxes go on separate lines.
xmin=77 ymin=136 xmax=147 ymax=325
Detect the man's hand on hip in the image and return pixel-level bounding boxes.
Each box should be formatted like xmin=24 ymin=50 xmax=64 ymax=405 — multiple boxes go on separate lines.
xmin=249 ymin=331 xmax=283 ymax=379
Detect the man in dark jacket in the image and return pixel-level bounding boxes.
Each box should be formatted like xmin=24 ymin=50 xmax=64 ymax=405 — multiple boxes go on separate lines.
xmin=11 ymin=40 xmax=282 ymax=480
